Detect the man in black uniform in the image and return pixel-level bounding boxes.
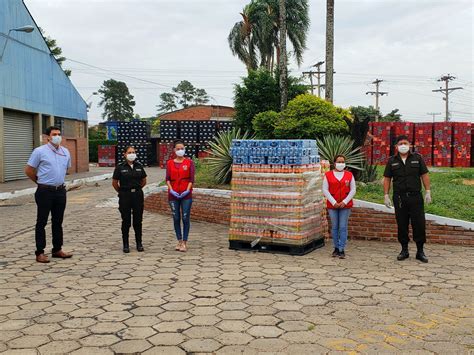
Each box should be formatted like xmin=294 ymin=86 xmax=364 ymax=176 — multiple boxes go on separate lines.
xmin=383 ymin=135 xmax=431 ymax=263
xmin=112 ymin=146 xmax=147 ymax=253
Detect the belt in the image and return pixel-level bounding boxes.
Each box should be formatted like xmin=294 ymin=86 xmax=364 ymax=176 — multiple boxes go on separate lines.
xmin=37 ymin=183 xmax=66 ymax=191
xmin=120 ymin=188 xmax=142 ymax=192
xmin=394 ymin=191 xmax=421 ymax=197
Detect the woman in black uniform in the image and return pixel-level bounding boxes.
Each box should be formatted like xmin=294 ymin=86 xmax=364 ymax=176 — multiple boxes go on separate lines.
xmin=112 ymin=146 xmax=147 ymax=253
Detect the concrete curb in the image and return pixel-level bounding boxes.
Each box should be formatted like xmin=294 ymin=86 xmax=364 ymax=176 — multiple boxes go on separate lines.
xmin=0 ymin=173 xmax=113 ymax=201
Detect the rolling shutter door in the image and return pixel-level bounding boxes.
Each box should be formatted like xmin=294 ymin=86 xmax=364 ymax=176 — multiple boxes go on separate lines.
xmin=3 ymin=111 xmax=34 ymax=181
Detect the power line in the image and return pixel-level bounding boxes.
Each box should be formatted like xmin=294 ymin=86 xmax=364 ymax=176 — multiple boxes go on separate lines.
xmin=366 ymin=79 xmax=388 ymax=120
xmin=432 ymin=74 xmax=463 ymax=122
xmin=302 ymin=61 xmax=325 ymax=97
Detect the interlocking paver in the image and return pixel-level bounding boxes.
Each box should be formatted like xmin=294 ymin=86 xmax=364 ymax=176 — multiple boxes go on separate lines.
xmin=0 ymin=178 xmax=472 ymax=354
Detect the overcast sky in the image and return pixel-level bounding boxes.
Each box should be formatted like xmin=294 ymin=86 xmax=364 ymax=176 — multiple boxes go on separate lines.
xmin=25 ymin=0 xmax=473 ymax=125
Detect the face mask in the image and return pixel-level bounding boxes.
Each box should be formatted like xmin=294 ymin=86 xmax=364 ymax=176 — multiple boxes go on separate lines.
xmin=398 ymin=144 xmax=410 ymax=154
xmin=126 ymin=153 xmax=136 ymax=162
xmin=176 ymin=149 xmax=185 ymax=157
xmin=335 ymin=163 xmax=346 ymax=171
xmin=51 ymin=135 xmax=62 ymax=145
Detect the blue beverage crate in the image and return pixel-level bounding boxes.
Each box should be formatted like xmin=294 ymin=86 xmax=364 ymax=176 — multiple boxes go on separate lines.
xmin=232 ymin=140 xmax=247 ymax=148
xmin=249 ymin=156 xmax=267 ymax=164
xmin=285 ymin=156 xmax=310 ymax=165
xmin=309 ymin=155 xmax=320 ymax=164
xmin=233 ymin=156 xmax=249 ymax=164
xmin=268 ymin=156 xmax=285 ymax=164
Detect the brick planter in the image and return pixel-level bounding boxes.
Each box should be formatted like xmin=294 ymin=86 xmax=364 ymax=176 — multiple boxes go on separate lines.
xmin=145 ymin=188 xmax=474 ymax=246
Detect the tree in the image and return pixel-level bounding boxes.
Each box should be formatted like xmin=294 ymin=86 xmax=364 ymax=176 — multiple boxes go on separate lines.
xmin=279 ymin=0 xmax=288 ymax=110
xmin=325 ymin=0 xmax=334 ymax=102
xmin=157 ymin=92 xmax=178 ymax=113
xmin=346 ymin=106 xmax=378 ymax=149
xmin=39 ymin=28 xmax=71 ymax=77
xmin=173 ymin=80 xmax=196 ymax=108
xmin=98 ymin=79 xmax=135 ymax=121
xmin=253 ymin=110 xmax=280 ymax=138
xmin=381 ymin=109 xmax=402 ymax=122
xmin=193 ymin=88 xmax=210 ymax=105
xmin=272 ymin=94 xmax=349 ymax=139
xmin=228 ymin=0 xmax=310 ymax=73
xmin=233 ymin=69 xmax=307 ymax=133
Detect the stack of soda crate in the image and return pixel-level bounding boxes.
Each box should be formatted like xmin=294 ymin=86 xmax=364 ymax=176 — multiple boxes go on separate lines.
xmin=433 ymin=122 xmax=452 ymax=167
xmin=371 ymin=122 xmax=393 ymax=165
xmin=180 ymin=121 xmax=199 ymax=143
xmin=98 ymin=145 xmax=116 ymax=167
xmin=217 ymin=121 xmax=233 ymax=133
xmin=414 ymin=123 xmax=434 ymax=166
xmin=198 ymin=121 xmax=217 ymax=144
xmin=160 ymin=120 xmax=179 ymax=143
xmin=392 ymin=122 xmax=414 ymax=145
xmin=229 ymin=139 xmax=324 ymax=255
xmin=116 ymin=120 xmax=152 ymax=166
xmin=452 ymin=122 xmax=472 ymax=167
xmin=158 ymin=143 xmax=175 ymax=169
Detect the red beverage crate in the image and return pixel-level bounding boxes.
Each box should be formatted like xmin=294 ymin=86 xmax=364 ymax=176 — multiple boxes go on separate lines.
xmin=371 ymin=122 xmax=393 ymax=165
xmin=98 ymin=145 xmax=116 ymax=167
xmin=452 ymin=122 xmax=472 ymax=167
xmin=433 ymin=123 xmax=452 ymax=167
xmin=414 ymin=123 xmax=433 ymax=166
xmin=392 ymin=122 xmax=415 ymax=142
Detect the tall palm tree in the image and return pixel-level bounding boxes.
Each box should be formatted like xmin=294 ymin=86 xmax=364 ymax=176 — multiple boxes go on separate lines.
xmin=228 ymin=0 xmax=309 ymax=73
xmin=325 ymin=0 xmax=334 ymax=103
xmin=279 ymin=0 xmax=288 ymax=109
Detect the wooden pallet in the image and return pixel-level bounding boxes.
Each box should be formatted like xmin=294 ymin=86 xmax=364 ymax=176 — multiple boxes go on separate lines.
xmin=229 ymin=238 xmax=325 ymax=256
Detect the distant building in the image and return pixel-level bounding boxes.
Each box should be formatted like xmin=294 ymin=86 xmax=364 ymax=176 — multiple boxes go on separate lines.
xmin=0 ymin=0 xmax=88 ymax=182
xmin=158 ymin=105 xmax=235 ymax=121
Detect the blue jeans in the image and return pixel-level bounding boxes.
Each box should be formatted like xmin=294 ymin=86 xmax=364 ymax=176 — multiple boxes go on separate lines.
xmin=328 ymin=208 xmax=351 ymax=251
xmin=169 ymin=199 xmax=193 ymax=241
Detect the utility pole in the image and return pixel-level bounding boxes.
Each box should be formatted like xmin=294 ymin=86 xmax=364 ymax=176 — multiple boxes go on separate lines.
xmin=366 ymin=79 xmax=388 ymax=121
xmin=427 ymin=112 xmax=441 ymax=123
xmin=432 ymin=74 xmax=463 ymax=122
xmin=302 ymin=61 xmax=325 ymax=97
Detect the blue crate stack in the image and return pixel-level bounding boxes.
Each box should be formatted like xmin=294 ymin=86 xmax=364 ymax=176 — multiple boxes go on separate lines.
xmin=231 ymin=139 xmax=319 ymax=165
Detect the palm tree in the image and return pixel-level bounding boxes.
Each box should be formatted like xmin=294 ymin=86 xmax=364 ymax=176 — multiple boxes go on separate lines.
xmin=228 ymin=0 xmax=309 ymax=73
xmin=325 ymin=0 xmax=334 ymax=103
xmin=279 ymin=0 xmax=288 ymax=109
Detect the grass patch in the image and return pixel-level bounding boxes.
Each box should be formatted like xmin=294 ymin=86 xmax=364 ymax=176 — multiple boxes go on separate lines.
xmin=356 ymin=166 xmax=474 ymax=222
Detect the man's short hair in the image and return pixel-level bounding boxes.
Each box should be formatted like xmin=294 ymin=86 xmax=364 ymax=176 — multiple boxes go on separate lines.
xmin=45 ymin=126 xmax=61 ymax=136
xmin=395 ymin=135 xmax=409 ymax=144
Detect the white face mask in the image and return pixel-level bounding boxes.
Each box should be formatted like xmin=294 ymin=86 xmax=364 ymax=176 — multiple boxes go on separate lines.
xmin=126 ymin=153 xmax=136 ymax=162
xmin=398 ymin=144 xmax=410 ymax=154
xmin=335 ymin=163 xmax=346 ymax=171
xmin=175 ymin=149 xmax=185 ymax=157
xmin=51 ymin=135 xmax=62 ymax=145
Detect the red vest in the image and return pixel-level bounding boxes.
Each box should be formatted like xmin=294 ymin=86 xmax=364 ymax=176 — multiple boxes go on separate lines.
xmin=325 ymin=170 xmax=354 ymax=209
xmin=167 ymin=158 xmax=192 ymax=194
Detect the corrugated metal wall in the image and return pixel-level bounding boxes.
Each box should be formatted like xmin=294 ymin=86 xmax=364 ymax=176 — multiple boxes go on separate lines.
xmin=0 ymin=0 xmax=87 ymax=121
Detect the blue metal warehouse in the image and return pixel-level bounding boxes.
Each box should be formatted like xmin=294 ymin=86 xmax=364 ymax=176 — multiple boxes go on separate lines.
xmin=0 ymin=0 xmax=88 ymax=182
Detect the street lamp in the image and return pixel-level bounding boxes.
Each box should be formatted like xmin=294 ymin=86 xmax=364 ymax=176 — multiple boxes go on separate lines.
xmin=86 ymin=92 xmax=98 ymax=111
xmin=0 ymin=25 xmax=35 ymax=62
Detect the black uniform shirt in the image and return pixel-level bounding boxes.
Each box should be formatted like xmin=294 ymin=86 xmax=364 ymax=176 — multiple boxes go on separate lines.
xmin=113 ymin=161 xmax=147 ymax=190
xmin=383 ymin=152 xmax=429 ymax=194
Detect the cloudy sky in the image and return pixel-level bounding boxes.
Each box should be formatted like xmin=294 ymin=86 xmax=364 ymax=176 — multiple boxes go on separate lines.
xmin=25 ymin=0 xmax=473 ymax=125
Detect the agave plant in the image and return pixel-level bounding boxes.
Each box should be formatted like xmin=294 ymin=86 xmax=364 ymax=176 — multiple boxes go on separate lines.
xmin=358 ymin=159 xmax=378 ymax=183
xmin=207 ymin=128 xmax=252 ymax=185
xmin=317 ymin=134 xmax=365 ymax=171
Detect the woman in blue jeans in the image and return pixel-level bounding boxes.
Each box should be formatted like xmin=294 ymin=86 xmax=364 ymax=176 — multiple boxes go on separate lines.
xmin=166 ymin=140 xmax=195 ymax=252
xmin=323 ymin=155 xmax=356 ymax=259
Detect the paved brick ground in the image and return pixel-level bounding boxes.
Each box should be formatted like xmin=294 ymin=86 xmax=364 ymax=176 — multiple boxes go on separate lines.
xmin=0 ymin=180 xmax=473 ymax=354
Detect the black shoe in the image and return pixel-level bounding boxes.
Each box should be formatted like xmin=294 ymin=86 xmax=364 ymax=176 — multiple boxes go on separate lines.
xmin=123 ymin=246 xmax=130 ymax=253
xmin=397 ymin=249 xmax=409 ymax=261
xmin=416 ymin=252 xmax=428 ymax=263
xmin=136 ymin=244 xmax=144 ymax=252
xmin=339 ymin=250 xmax=345 ymax=259
xmin=332 ymin=248 xmax=340 ymax=257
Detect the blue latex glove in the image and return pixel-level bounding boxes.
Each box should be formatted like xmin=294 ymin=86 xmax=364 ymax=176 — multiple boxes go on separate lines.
xmin=179 ymin=190 xmax=190 ymax=199
xmin=170 ymin=189 xmax=180 ymax=198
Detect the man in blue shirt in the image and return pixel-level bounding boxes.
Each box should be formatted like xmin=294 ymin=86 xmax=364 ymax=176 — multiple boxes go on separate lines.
xmin=25 ymin=126 xmax=73 ymax=263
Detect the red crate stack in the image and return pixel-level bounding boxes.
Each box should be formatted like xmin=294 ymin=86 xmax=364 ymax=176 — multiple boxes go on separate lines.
xmin=371 ymin=122 xmax=393 ymax=165
xmin=414 ymin=123 xmax=433 ymax=166
xmin=433 ymin=123 xmax=453 ymax=167
xmin=392 ymin=122 xmax=415 ymax=142
xmin=360 ymin=124 xmax=373 ymax=164
xmin=98 ymin=145 xmax=116 ymax=167
xmin=159 ymin=143 xmax=175 ymax=168
xmin=452 ymin=122 xmax=472 ymax=167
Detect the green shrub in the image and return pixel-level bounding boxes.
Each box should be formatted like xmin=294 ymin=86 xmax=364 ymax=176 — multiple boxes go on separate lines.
xmin=253 ymin=110 xmax=280 ymax=139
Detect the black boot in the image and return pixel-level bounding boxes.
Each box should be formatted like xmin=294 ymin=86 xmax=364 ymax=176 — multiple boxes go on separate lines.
xmin=397 ymin=245 xmax=409 ymax=261
xmin=122 ymin=236 xmax=130 ymax=253
xmin=136 ymin=236 xmax=144 ymax=252
xmin=416 ymin=243 xmax=428 ymax=263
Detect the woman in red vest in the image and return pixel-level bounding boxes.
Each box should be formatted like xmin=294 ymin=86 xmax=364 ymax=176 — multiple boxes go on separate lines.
xmin=166 ymin=140 xmax=195 ymax=252
xmin=322 ymin=155 xmax=356 ymax=259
